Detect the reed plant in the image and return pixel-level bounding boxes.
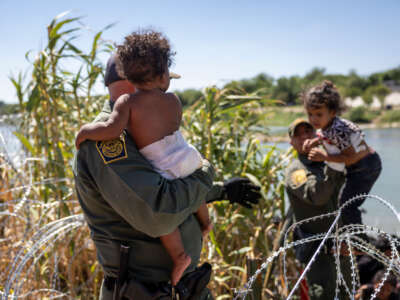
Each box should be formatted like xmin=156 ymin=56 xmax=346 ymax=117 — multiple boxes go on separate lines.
xmin=2 ymin=12 xmax=112 ymax=299
xmin=182 ymin=87 xmax=297 ymax=298
xmin=1 ymin=13 xmax=300 ymax=299
xmin=10 ymin=11 xmax=111 ymax=204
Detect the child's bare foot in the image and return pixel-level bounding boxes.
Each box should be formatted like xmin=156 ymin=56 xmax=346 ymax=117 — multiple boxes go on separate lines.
xmin=201 ymin=222 xmax=213 ymax=238
xmin=171 ymin=252 xmax=191 ymax=286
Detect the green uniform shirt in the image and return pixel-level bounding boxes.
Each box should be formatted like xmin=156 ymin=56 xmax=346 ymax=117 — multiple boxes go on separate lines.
xmin=73 ymin=100 xmax=224 ymax=283
xmin=284 ymin=154 xmax=345 ymax=233
xmin=285 ymin=154 xmax=353 ymax=300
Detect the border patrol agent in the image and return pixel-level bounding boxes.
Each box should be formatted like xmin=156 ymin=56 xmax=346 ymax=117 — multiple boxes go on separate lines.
xmin=285 ymin=119 xmax=353 ymax=300
xmin=73 ymin=55 xmax=261 ymax=300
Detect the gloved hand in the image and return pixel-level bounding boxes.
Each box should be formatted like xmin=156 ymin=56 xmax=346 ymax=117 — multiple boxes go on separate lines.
xmin=223 ymin=177 xmax=261 ymax=208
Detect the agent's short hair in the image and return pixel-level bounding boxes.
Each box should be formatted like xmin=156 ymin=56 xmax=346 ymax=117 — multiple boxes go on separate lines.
xmin=116 ymin=29 xmax=174 ymax=85
xmin=302 ymin=80 xmax=345 ymax=114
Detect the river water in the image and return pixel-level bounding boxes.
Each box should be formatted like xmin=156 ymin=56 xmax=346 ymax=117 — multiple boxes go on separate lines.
xmin=1 ymin=124 xmax=399 ymax=234
xmin=362 ymin=128 xmax=400 ymax=234
xmin=0 ymin=123 xmax=21 ymax=165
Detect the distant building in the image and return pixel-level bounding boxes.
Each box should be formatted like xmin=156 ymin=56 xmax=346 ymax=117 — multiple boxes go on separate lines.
xmin=345 ymin=81 xmax=400 ymax=108
xmin=385 ymin=92 xmax=400 ymax=106
xmin=345 ymin=93 xmax=400 ymax=108
xmin=370 ymin=97 xmax=381 ymax=109
xmin=345 ymin=96 xmax=364 ymax=108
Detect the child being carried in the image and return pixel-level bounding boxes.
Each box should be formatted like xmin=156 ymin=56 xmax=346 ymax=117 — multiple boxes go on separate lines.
xmin=75 ymin=30 xmax=212 ymax=286
xmin=302 ymin=80 xmax=382 ymax=226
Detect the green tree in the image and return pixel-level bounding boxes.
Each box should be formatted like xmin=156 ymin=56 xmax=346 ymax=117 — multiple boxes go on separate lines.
xmin=367 ymin=72 xmax=384 ymax=86
xmin=224 ymin=73 xmax=274 ymax=94
xmin=382 ymin=66 xmax=400 ymax=82
xmin=272 ymin=76 xmax=302 ymax=105
xmin=175 ymin=88 xmax=203 ymax=107
xmin=343 ymin=70 xmax=369 ymax=99
xmin=245 ymin=73 xmax=274 ymax=92
xmin=324 ymin=74 xmax=348 ymax=85
xmin=303 ymin=67 xmax=325 ymax=85
xmin=0 ymin=100 xmax=19 ymax=115
xmin=363 ymin=85 xmax=391 ymax=108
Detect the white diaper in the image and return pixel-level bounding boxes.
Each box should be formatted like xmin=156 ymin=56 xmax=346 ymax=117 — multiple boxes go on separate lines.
xmin=139 ymin=130 xmax=203 ymax=180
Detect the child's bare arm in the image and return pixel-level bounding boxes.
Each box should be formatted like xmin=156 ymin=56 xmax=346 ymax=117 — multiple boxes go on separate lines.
xmin=303 ymin=137 xmax=321 ymax=152
xmin=308 ymin=146 xmax=369 ymax=165
xmin=75 ymin=95 xmax=130 ymax=149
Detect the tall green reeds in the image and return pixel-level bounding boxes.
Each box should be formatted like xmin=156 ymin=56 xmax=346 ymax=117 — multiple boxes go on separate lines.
xmin=182 ymin=87 xmax=295 ymax=298
xmin=3 ymin=12 xmax=112 ymax=299
xmin=2 ymin=13 xmax=299 ymax=299
xmin=10 ymin=11 xmax=111 ymax=203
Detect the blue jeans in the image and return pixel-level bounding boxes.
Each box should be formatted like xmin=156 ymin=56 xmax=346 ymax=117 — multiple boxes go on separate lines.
xmin=340 ymin=152 xmax=382 ymax=225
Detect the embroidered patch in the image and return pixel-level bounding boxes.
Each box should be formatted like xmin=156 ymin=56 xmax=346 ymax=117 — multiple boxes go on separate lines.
xmin=96 ymin=136 xmax=128 ymax=164
xmin=291 ymin=169 xmax=307 ymax=187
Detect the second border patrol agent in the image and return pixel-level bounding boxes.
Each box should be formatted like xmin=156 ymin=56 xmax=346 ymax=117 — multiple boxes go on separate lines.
xmin=285 ymin=119 xmax=353 ymax=300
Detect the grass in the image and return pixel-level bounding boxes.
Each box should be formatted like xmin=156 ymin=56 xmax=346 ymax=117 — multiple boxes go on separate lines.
xmin=379 ymin=109 xmax=400 ymax=123
xmin=343 ymin=107 xmax=381 ymax=124
xmin=259 ymin=106 xmax=306 ymax=127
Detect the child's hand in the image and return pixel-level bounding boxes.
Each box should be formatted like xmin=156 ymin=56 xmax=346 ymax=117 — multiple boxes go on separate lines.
xmin=308 ymin=148 xmax=328 ymax=162
xmin=302 ymin=137 xmax=320 ymax=152
xmin=302 ymin=139 xmax=312 ymax=152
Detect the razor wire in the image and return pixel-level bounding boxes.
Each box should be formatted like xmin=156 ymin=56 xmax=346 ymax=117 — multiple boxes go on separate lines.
xmin=234 ymin=194 xmax=400 ymax=300
xmin=0 ymin=131 xmax=89 ymax=300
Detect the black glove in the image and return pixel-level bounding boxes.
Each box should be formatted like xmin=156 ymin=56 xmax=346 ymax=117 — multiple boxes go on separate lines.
xmin=223 ymin=177 xmax=261 ymax=208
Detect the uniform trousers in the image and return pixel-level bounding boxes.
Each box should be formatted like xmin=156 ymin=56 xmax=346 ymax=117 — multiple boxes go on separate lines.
xmin=305 ymin=252 xmax=353 ymax=300
xmin=340 ymin=152 xmax=382 ymax=226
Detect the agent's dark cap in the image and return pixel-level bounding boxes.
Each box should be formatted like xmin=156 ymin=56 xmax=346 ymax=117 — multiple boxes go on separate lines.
xmin=288 ymin=118 xmax=313 ymax=137
xmin=104 ymin=54 xmax=122 ymax=87
xmin=104 ymin=54 xmax=181 ymax=87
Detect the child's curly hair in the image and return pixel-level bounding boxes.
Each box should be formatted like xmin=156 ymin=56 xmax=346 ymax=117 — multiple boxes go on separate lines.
xmin=302 ymin=80 xmax=345 ymax=114
xmin=115 ymin=29 xmax=174 ymax=84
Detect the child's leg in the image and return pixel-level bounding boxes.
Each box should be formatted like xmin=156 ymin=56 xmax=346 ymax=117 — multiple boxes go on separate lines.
xmin=160 ymin=229 xmax=191 ymax=286
xmin=195 ymin=203 xmax=212 ymax=237
xmin=340 ymin=152 xmax=382 ymax=225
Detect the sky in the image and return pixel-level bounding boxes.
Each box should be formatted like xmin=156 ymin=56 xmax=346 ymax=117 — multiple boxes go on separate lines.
xmin=1 ymin=0 xmax=399 ymax=103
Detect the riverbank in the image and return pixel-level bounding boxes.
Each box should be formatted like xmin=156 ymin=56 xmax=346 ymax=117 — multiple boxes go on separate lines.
xmin=261 ymin=121 xmax=400 ymax=143
xmin=0 ymin=113 xmax=21 ymax=125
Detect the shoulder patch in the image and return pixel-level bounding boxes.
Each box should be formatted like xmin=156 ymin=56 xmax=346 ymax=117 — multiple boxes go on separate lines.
xmin=96 ymin=135 xmax=128 ymax=164
xmin=291 ymin=169 xmax=307 ymax=187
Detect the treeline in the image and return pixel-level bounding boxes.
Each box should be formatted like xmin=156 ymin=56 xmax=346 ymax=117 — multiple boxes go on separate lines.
xmin=3 ymin=65 xmax=400 ymax=114
xmin=0 ymin=101 xmax=19 ymax=115
xmin=175 ymin=66 xmax=400 ymax=107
